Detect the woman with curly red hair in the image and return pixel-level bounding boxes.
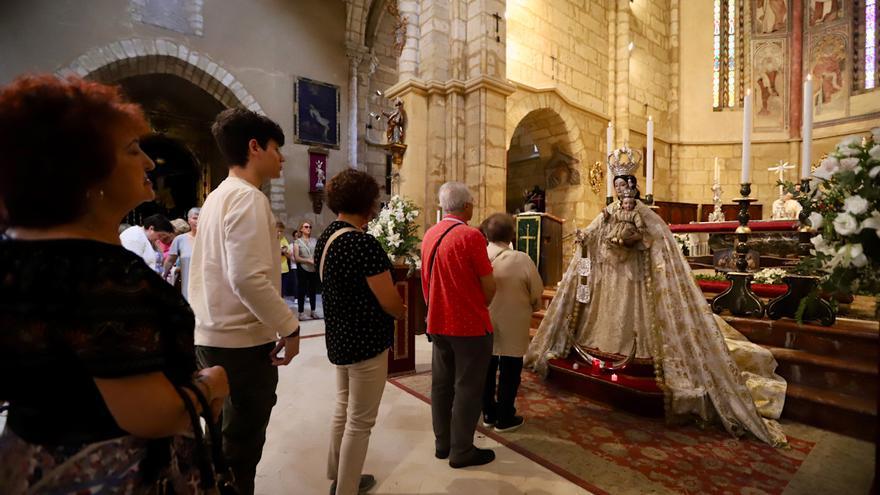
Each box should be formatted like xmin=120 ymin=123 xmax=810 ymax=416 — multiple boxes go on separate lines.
xmin=0 ymin=75 xmax=229 ymax=492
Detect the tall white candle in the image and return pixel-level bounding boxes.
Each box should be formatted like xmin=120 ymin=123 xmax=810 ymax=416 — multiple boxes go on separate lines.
xmin=714 ymin=157 xmax=720 ymax=183
xmin=606 ymin=122 xmax=614 ymax=198
xmin=646 ymin=116 xmax=654 ymax=196
xmin=801 ymin=75 xmax=813 ymax=179
xmin=436 ymin=209 xmax=441 ymax=223
xmin=741 ymin=90 xmax=752 ymax=184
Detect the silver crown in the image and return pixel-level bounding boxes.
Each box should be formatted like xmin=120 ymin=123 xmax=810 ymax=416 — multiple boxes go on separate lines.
xmin=607 ymin=145 xmax=641 ymax=177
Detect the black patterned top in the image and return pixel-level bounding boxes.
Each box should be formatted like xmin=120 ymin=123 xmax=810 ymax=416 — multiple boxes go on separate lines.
xmin=0 ymin=238 xmax=197 ymax=446
xmin=315 ymin=221 xmax=394 ymax=365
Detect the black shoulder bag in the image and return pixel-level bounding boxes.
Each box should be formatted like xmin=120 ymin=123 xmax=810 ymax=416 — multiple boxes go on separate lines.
xmin=423 ymin=223 xmax=463 ymax=341
xmin=174 ymin=383 xmax=240 ymax=495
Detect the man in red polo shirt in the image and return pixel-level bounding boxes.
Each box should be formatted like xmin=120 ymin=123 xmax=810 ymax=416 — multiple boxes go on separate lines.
xmin=421 ymin=181 xmax=497 ymax=468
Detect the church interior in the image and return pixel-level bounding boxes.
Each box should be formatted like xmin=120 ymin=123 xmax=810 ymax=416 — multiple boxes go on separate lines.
xmin=0 ymin=0 xmax=878 ymax=493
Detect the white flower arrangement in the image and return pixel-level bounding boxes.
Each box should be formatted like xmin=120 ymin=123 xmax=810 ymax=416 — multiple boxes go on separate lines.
xmin=366 ymin=195 xmax=422 ymax=272
xmin=798 ymin=129 xmax=880 ymax=311
xmin=753 ymin=268 xmax=788 ymax=285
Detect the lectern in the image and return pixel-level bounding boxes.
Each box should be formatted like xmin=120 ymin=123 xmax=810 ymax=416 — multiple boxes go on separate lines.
xmin=514 ymin=212 xmax=564 ymax=287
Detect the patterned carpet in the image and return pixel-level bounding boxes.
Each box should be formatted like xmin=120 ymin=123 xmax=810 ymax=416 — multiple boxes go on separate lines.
xmin=390 ymin=370 xmax=817 ymax=495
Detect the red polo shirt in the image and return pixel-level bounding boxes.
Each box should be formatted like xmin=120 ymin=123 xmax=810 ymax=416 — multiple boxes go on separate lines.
xmin=421 ymin=215 xmax=494 ymax=336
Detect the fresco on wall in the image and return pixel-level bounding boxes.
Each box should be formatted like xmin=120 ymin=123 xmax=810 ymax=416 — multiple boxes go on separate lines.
xmin=752 ymin=40 xmax=787 ymax=130
xmin=754 ymin=0 xmax=788 ymax=34
xmin=809 ymin=31 xmax=849 ymax=121
xmin=809 ymin=0 xmax=843 ymax=27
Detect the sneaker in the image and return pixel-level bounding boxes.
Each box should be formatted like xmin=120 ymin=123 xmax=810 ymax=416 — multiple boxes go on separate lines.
xmin=298 ymin=312 xmax=305 ymax=320
xmin=494 ymin=416 xmax=525 ymax=433
xmin=435 ymin=448 xmax=449 ymax=459
xmin=329 ymin=474 xmax=377 ymax=494
xmin=310 ymin=310 xmax=319 ymax=319
xmin=480 ymin=413 xmax=496 ymax=428
xmin=449 ymin=447 xmax=495 ymax=469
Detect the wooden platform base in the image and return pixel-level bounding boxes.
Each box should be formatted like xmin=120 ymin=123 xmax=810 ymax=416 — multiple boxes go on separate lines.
xmin=546 ymin=356 xmax=665 ymax=417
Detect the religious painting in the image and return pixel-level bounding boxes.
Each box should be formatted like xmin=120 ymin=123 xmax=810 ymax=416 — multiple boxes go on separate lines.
xmin=294 ymin=77 xmax=340 ymax=149
xmin=751 ymin=40 xmax=787 ymax=131
xmin=809 ymin=30 xmax=849 ymax=121
xmin=809 ymin=0 xmax=843 ymax=27
xmin=754 ymin=0 xmax=788 ymax=34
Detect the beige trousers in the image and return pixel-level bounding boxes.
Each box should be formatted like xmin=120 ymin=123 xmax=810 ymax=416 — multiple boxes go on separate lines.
xmin=327 ymin=348 xmax=388 ymax=495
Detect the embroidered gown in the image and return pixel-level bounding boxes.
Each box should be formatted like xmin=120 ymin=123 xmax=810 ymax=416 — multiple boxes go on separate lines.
xmin=524 ymin=200 xmax=787 ymax=446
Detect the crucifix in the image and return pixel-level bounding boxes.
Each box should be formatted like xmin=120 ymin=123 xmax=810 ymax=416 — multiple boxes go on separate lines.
xmin=520 ymin=224 xmax=537 ymax=247
xmin=491 ymin=12 xmax=502 ymax=42
xmin=767 ymin=161 xmax=795 ymax=195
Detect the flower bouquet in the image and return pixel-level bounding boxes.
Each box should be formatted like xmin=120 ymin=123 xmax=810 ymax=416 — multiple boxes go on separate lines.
xmin=797 ymin=128 xmax=880 ymax=318
xmin=367 ymin=195 xmax=422 ymax=272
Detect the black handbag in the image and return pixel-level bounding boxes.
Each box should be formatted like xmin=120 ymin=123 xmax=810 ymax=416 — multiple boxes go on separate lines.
xmin=173 ymin=382 xmax=240 ymax=495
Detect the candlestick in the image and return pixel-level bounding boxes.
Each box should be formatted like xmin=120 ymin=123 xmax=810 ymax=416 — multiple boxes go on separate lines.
xmin=646 ymin=116 xmax=654 ymax=197
xmin=801 ymin=75 xmax=813 ymax=179
xmin=711 ymin=182 xmax=764 ymax=318
xmin=713 ymin=157 xmax=720 ymax=183
xmin=741 ymin=90 xmax=752 ymax=184
xmin=606 ymin=122 xmax=614 ymax=204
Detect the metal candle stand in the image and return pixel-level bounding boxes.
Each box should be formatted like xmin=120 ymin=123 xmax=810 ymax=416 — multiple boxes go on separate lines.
xmin=711 ymin=183 xmax=765 ymax=317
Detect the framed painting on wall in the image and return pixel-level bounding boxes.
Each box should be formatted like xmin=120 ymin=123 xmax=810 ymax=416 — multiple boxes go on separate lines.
xmin=294 ymin=77 xmax=340 ymax=148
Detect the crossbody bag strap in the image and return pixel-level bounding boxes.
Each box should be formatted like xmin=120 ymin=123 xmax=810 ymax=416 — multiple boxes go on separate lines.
xmin=319 ymin=227 xmax=358 ymax=282
xmin=424 ymin=223 xmax=463 ymax=305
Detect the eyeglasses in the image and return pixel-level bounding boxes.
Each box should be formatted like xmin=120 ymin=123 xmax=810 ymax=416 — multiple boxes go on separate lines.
xmin=302 ymin=226 xmax=311 ymax=229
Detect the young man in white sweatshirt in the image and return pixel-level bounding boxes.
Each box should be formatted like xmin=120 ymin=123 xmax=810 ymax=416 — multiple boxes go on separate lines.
xmin=189 ymin=108 xmax=300 ymax=495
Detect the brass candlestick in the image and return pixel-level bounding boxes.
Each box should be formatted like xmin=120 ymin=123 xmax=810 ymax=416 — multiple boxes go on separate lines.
xmin=711 ymin=183 xmax=765 ymax=318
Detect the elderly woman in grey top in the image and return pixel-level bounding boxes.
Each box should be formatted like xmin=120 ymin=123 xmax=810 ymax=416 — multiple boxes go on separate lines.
xmin=479 ymin=213 xmax=544 ymax=433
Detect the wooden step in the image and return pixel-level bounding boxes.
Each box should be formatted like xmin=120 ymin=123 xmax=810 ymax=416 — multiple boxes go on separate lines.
xmin=782 ymin=383 xmax=876 ymax=441
xmin=764 ymin=346 xmax=877 ymax=376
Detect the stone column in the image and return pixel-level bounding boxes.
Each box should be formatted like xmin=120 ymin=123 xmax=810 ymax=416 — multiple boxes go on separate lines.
xmin=614 ymin=0 xmax=631 ymax=147
xmin=398 ymin=0 xmax=420 ymax=80
xmin=346 ymin=47 xmax=364 ymax=169
xmin=789 ymin=0 xmax=804 ymax=140
xmin=462 ymin=0 xmax=512 ymax=222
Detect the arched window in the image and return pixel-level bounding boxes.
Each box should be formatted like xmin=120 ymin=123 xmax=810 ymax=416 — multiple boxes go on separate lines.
xmin=854 ymin=0 xmax=879 ymax=91
xmin=713 ymin=0 xmax=744 ymax=109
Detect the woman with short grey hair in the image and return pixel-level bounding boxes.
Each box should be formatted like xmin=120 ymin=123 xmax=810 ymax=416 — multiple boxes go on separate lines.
xmin=163 ymin=206 xmax=200 ymax=300
xmin=438 ymin=181 xmax=473 ymax=213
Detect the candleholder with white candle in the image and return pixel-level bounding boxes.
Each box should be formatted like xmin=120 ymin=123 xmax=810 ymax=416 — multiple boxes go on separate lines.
xmin=711 ymin=183 xmax=765 ymax=318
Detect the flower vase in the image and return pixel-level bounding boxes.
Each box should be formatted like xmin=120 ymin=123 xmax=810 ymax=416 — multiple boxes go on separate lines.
xmin=766 ymin=274 xmax=836 ymax=326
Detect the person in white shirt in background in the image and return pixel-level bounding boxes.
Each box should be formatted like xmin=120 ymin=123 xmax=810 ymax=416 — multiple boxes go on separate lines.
xmin=163 ymin=207 xmax=200 ymax=300
xmin=118 ymin=213 xmax=174 ymax=272
xmin=188 ymin=108 xmax=300 ymax=495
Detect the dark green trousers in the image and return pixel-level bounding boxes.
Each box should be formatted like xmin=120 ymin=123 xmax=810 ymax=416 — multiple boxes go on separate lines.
xmin=196 ymin=342 xmax=278 ymax=495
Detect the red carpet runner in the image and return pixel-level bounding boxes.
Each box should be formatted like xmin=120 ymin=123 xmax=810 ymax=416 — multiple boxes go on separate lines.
xmin=390 ymin=370 xmax=814 ymax=495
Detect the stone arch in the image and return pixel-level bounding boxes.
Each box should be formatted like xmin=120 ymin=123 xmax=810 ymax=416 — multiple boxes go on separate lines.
xmin=506 ymin=92 xmax=585 ymax=159
xmin=56 ymin=38 xmax=262 ymax=113
xmin=56 ymin=39 xmax=290 ymax=221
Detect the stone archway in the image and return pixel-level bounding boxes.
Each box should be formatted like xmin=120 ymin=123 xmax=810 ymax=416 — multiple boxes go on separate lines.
xmin=56 ymin=38 xmax=287 ymax=222
xmin=506 ymin=105 xmax=585 ymax=238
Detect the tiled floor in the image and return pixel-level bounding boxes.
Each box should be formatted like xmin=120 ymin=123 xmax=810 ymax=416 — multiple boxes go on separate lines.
xmin=256 ymin=319 xmax=594 ymax=495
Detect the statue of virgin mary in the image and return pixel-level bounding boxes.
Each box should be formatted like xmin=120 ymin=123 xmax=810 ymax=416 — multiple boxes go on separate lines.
xmin=525 ymin=147 xmax=788 ymax=447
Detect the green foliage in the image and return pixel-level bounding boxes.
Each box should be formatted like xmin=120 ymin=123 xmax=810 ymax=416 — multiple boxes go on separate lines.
xmin=793 ymin=129 xmax=880 ymax=317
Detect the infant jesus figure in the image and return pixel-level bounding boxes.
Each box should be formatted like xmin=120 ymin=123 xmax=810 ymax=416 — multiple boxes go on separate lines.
xmin=606 ymin=189 xmax=645 ymax=249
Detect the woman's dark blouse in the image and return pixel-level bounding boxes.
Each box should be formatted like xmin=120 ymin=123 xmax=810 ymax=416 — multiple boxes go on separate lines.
xmin=0 ymin=239 xmax=196 ymax=446
xmin=315 ymin=221 xmax=394 ymax=365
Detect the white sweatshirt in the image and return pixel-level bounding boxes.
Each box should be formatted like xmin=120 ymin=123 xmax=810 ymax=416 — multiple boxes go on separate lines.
xmin=189 ymin=176 xmax=299 ymax=348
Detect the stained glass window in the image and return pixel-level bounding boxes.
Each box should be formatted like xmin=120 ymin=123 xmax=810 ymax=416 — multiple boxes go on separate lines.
xmin=866 ymin=0 xmax=877 ymax=89
xmin=855 ymin=0 xmax=880 ymax=91
xmin=713 ymin=0 xmax=741 ymax=109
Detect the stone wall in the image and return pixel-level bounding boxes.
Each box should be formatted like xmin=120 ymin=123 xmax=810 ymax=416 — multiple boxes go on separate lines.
xmin=0 ymin=0 xmax=350 ymax=233
xmin=506 ymin=0 xmax=610 ymax=116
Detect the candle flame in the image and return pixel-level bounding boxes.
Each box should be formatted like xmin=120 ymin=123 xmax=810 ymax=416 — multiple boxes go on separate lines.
xmin=806 ymin=74 xmax=812 ymax=81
